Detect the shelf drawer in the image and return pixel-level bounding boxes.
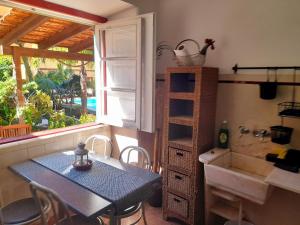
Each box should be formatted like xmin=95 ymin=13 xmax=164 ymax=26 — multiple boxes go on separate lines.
xmin=168 ymin=170 xmax=191 ymax=195
xmin=168 ymin=147 xmax=192 ymax=171
xmin=167 ymin=192 xmax=189 ymax=218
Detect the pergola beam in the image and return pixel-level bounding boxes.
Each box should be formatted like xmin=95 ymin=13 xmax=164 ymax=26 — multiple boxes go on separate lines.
xmin=38 ymin=24 xmax=90 ymax=50
xmin=3 ymin=46 xmax=94 ymax=61
xmin=11 ymin=0 xmax=108 ymax=23
xmin=68 ymin=38 xmax=94 ymax=53
xmin=0 ymin=14 xmax=48 ymax=46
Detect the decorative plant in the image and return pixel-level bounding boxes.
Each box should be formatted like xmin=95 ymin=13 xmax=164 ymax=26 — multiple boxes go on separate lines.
xmin=156 ymin=38 xmax=216 ymax=58
xmin=199 ymin=39 xmax=215 ymax=56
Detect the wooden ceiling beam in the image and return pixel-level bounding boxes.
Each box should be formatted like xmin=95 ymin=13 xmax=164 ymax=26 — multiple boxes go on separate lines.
xmin=38 ymin=24 xmax=90 ymax=50
xmin=2 ymin=46 xmax=94 ymax=61
xmin=68 ymin=38 xmax=94 ymax=53
xmin=0 ymin=14 xmax=48 ymax=46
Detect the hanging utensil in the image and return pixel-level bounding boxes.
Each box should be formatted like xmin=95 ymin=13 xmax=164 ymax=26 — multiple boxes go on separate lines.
xmin=260 ymin=69 xmax=278 ymax=100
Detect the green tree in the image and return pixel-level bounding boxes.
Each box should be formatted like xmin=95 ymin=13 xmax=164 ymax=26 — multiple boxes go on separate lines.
xmin=34 ymin=71 xmax=57 ymax=94
xmin=47 ymin=63 xmax=73 ymax=85
xmin=0 ymin=56 xmax=13 ymax=81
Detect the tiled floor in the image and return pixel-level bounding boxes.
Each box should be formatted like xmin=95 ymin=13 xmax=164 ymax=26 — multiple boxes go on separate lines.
xmin=102 ymin=204 xmax=181 ymax=225
xmin=142 ymin=204 xmax=180 ymax=225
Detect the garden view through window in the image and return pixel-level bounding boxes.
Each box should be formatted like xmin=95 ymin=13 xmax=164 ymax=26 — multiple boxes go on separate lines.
xmin=0 ymin=52 xmax=96 ymax=139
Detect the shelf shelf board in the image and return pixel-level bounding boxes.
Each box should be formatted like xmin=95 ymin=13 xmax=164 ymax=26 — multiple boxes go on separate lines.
xmin=211 ymin=188 xmax=240 ymax=202
xmin=169 ymin=92 xmax=195 ymax=100
xmin=169 ymin=137 xmax=193 ymax=151
xmin=210 ymin=201 xmax=241 ymax=221
xmin=169 ymin=116 xmax=194 ymax=126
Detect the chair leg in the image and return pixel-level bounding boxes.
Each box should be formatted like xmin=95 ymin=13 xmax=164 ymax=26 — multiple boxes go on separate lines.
xmin=141 ymin=203 xmax=147 ymax=225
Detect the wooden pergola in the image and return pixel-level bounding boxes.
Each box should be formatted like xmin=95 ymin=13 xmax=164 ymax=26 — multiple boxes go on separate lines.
xmin=0 ymin=7 xmax=98 ymax=106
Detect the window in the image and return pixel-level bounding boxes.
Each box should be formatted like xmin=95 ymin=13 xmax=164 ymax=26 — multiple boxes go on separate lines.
xmin=95 ymin=13 xmax=155 ymax=133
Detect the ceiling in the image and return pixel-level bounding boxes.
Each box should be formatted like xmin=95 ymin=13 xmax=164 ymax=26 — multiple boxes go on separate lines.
xmin=44 ymin=0 xmax=133 ymax=17
xmin=0 ymin=6 xmax=94 ymax=52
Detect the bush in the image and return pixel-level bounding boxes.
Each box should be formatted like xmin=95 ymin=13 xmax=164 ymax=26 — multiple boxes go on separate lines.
xmin=0 ymin=78 xmax=17 ymax=125
xmin=21 ymin=91 xmax=53 ymax=129
xmin=49 ymin=110 xmax=66 ymax=129
xmin=49 ymin=110 xmax=78 ymax=129
xmin=0 ymin=56 xmax=13 ymax=81
xmin=22 ymin=81 xmax=38 ymax=98
xmin=79 ymin=114 xmax=96 ymax=124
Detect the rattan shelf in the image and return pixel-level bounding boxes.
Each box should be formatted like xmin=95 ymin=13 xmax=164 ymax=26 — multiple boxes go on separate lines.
xmin=169 ymin=116 xmax=194 ymax=126
xmin=169 ymin=138 xmax=193 ymax=151
xmin=163 ymin=66 xmax=219 ymax=225
xmin=169 ymin=92 xmax=195 ymax=100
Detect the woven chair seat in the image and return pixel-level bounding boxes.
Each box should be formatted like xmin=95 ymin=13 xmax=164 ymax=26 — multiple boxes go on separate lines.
xmin=2 ymin=198 xmax=46 ymax=224
xmin=118 ymin=203 xmax=141 ymax=217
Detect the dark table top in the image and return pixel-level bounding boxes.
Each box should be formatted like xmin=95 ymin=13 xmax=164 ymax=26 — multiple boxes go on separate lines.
xmin=10 ymin=151 xmax=161 ymax=217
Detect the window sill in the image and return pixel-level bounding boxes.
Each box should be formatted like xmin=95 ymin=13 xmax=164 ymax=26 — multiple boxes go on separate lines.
xmin=0 ymin=123 xmax=108 ymax=148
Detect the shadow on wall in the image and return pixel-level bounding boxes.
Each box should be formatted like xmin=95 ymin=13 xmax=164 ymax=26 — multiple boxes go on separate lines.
xmin=111 ymin=126 xmax=138 ymax=157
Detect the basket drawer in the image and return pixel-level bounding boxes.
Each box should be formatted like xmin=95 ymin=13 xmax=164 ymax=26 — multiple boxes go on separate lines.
xmin=168 ymin=147 xmax=192 ymax=171
xmin=168 ymin=170 xmax=190 ymax=195
xmin=167 ymin=192 xmax=189 ymax=218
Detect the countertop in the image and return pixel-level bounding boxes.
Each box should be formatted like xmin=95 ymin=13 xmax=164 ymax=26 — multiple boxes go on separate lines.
xmin=265 ymin=168 xmax=300 ymax=194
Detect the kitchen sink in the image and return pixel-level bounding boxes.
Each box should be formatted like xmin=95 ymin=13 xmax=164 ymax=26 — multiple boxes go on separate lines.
xmin=203 ymin=151 xmax=273 ymax=204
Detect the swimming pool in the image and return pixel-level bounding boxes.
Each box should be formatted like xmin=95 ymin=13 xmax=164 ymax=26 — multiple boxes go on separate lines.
xmin=74 ymin=97 xmax=96 ymax=111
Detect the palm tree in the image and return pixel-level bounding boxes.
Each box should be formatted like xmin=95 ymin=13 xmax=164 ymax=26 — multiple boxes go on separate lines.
xmin=80 ymin=61 xmax=88 ymax=114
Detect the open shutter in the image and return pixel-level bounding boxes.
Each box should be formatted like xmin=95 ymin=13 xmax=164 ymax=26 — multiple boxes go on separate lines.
xmin=94 ymin=13 xmax=155 ymax=132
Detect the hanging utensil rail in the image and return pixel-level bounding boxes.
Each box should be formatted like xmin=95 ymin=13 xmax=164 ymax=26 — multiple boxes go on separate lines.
xmin=232 ymin=64 xmax=300 ymax=74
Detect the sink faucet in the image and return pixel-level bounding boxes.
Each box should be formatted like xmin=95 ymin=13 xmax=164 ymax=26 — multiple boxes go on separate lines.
xmin=253 ymin=129 xmax=270 ymax=141
xmin=239 ymin=126 xmax=250 ymax=137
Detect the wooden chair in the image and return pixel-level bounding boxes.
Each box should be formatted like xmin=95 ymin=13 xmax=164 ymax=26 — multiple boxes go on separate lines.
xmin=100 ymin=146 xmax=151 ymax=225
xmin=0 ymin=124 xmax=32 ymax=138
xmin=85 ymin=135 xmax=112 ymax=158
xmin=29 ymin=181 xmax=102 ymax=225
xmin=0 ymin=197 xmax=50 ymax=225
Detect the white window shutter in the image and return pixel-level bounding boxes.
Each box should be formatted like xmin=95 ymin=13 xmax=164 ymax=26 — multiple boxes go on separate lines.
xmin=94 ymin=13 xmax=155 ymax=133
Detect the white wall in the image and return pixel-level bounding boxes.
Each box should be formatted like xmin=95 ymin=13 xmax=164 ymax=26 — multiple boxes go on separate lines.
xmin=155 ymin=0 xmax=300 ymax=74
xmin=127 ymin=1 xmax=300 ymax=225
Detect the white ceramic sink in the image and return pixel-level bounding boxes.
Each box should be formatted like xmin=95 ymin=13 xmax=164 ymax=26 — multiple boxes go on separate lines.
xmin=202 ymin=151 xmax=273 ymax=204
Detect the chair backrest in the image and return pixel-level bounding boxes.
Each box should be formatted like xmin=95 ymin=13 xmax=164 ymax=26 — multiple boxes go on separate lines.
xmin=0 ymin=210 xmax=3 ymax=225
xmin=0 ymin=188 xmax=3 ymax=225
xmin=85 ymin=134 xmax=112 ymax=158
xmin=119 ymin=146 xmax=151 ymax=170
xmin=29 ymin=181 xmax=72 ymax=225
xmin=0 ymin=124 xmax=32 ymax=138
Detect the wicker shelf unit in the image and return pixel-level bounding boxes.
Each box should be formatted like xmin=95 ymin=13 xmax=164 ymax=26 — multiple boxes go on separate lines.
xmin=163 ymin=66 xmax=218 ymax=225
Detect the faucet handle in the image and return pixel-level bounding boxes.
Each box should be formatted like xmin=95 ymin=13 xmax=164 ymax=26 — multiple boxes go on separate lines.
xmin=239 ymin=126 xmax=250 ymax=137
xmin=253 ymin=129 xmax=270 ymax=141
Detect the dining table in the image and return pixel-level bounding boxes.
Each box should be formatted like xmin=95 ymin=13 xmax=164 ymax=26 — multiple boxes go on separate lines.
xmin=9 ymin=151 xmax=161 ymax=225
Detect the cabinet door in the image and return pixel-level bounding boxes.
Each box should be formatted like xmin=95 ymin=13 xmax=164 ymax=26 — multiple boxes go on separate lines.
xmin=94 ymin=13 xmax=155 ymax=132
